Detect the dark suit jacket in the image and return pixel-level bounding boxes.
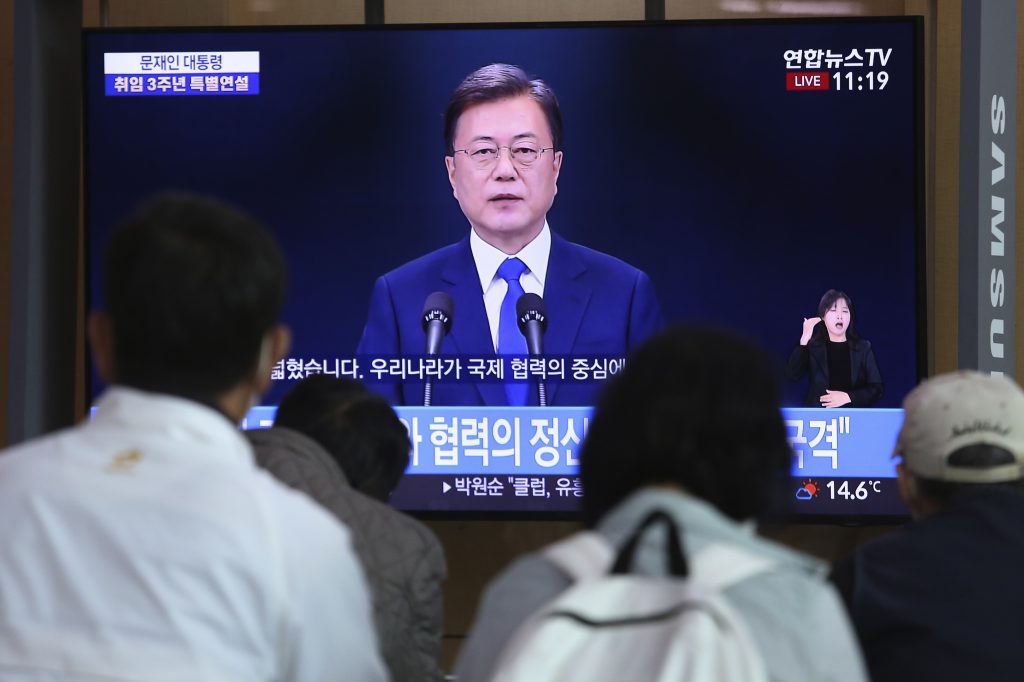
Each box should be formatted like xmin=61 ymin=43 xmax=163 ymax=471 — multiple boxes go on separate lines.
xmin=247 ymin=427 xmax=446 ymax=682
xmin=830 ymin=487 xmax=1024 ymax=682
xmin=786 ymin=334 xmax=884 ymax=407
xmin=357 ymin=233 xmax=663 ymax=406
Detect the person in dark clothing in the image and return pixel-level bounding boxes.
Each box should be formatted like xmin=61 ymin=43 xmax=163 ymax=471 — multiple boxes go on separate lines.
xmin=250 ymin=375 xmax=448 ymax=682
xmin=786 ymin=289 xmax=883 ymax=407
xmin=831 ymin=370 xmax=1024 ymax=682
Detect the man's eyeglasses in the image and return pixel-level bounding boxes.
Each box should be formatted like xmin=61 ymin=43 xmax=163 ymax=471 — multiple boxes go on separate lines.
xmin=452 ymin=143 xmax=555 ymax=170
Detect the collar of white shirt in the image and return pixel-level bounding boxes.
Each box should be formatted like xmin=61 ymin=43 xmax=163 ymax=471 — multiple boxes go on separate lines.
xmin=469 ymin=222 xmax=551 ymax=294
xmin=469 ymin=223 xmax=551 ymax=351
xmin=92 ymin=386 xmax=254 ymax=468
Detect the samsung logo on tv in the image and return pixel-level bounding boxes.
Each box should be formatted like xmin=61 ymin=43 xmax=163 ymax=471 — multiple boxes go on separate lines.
xmin=988 ymin=93 xmax=1008 ymax=372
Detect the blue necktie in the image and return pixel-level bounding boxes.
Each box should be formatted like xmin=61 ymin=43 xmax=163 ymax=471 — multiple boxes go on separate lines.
xmin=497 ymin=257 xmax=529 ymax=406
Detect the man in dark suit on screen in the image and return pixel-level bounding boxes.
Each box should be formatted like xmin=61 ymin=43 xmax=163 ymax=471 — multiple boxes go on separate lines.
xmin=357 ymin=63 xmax=663 ymax=406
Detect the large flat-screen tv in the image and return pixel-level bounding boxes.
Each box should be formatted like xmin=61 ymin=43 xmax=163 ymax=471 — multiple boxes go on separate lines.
xmin=84 ymin=17 xmax=923 ymax=520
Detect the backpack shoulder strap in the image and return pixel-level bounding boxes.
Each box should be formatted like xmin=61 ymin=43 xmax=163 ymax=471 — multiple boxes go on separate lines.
xmin=543 ymin=525 xmax=778 ymax=589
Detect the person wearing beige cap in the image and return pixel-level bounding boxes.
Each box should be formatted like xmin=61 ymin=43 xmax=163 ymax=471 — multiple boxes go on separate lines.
xmin=831 ymin=370 xmax=1024 ymax=682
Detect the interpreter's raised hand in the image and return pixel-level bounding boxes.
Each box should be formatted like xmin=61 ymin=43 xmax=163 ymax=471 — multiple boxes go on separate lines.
xmin=800 ymin=317 xmax=821 ymax=346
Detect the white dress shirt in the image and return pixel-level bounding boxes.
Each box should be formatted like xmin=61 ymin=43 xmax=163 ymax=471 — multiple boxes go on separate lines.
xmin=0 ymin=387 xmax=388 ymax=682
xmin=470 ymin=223 xmax=550 ymax=352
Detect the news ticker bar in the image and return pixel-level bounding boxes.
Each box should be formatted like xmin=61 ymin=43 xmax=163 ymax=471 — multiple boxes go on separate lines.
xmin=390 ymin=474 xmax=582 ymax=513
xmin=388 ymin=474 xmax=907 ymax=515
xmin=243 ymin=406 xmax=904 ymax=480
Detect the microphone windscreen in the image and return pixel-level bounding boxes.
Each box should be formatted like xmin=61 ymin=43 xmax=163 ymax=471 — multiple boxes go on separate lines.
xmin=421 ymin=291 xmax=454 ymax=333
xmin=516 ymin=292 xmax=547 ymax=334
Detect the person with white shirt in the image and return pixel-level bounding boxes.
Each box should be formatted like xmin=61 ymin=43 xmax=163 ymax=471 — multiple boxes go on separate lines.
xmin=357 ymin=63 xmax=663 ymax=407
xmin=0 ymin=192 xmax=389 ymax=682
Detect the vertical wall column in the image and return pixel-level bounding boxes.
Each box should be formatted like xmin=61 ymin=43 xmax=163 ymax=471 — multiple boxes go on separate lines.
xmin=6 ymin=0 xmax=82 ymax=444
xmin=958 ymin=0 xmax=1018 ymax=377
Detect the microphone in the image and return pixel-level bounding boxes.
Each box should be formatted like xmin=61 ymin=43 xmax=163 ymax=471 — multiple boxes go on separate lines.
xmin=516 ymin=293 xmax=548 ymax=407
xmin=516 ymin=293 xmax=547 ymax=355
xmin=421 ymin=291 xmax=453 ymax=406
xmin=422 ymin=291 xmax=453 ymax=354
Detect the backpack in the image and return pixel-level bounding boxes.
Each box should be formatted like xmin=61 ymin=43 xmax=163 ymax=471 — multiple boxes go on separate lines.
xmin=489 ymin=510 xmax=772 ymax=682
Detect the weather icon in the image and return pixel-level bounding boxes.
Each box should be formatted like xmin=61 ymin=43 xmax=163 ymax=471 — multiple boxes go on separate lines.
xmin=795 ymin=479 xmax=820 ymax=501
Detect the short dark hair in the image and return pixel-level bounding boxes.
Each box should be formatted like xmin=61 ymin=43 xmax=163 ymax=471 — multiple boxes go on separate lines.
xmin=444 ymin=63 xmax=563 ymax=155
xmin=912 ymin=444 xmax=1024 ymax=504
xmin=102 ymin=192 xmax=286 ymax=399
xmin=274 ymin=375 xmax=411 ymax=502
xmin=580 ymin=327 xmax=791 ymax=526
